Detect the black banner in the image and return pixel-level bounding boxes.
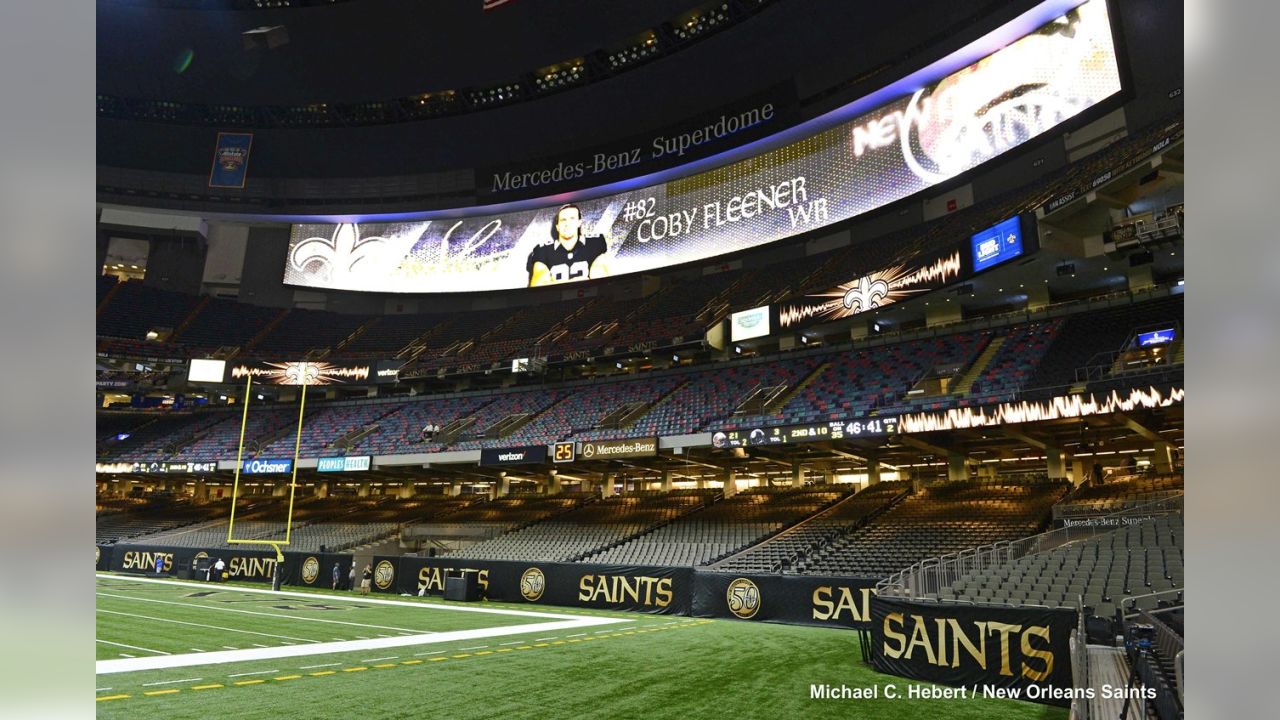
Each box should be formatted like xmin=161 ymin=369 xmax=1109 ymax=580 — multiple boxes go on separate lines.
xmin=479 ymin=445 xmax=549 ymax=467
xmin=96 ymin=545 xmax=112 ymax=571
xmin=370 ymin=556 xmax=690 ymax=615
xmin=870 ymin=597 xmax=1077 ymax=706
xmin=692 ymin=573 xmax=880 ymax=629
xmin=106 ymin=544 xmax=354 ymax=589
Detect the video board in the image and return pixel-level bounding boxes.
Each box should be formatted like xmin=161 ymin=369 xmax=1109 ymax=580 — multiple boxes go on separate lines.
xmin=284 ymin=0 xmax=1121 ymax=294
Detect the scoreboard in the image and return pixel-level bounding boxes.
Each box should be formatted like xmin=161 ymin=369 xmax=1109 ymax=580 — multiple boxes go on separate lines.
xmin=712 ymin=416 xmax=899 ymax=449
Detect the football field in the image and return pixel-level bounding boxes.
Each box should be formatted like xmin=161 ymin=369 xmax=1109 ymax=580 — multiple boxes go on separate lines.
xmin=95 ymin=573 xmax=1065 ymax=719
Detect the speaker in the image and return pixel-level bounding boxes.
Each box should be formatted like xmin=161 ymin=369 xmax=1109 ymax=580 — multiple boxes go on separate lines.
xmin=444 ymin=572 xmax=481 ymax=601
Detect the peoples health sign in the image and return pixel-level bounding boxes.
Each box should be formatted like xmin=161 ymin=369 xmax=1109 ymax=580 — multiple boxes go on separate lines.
xmin=317 ymin=456 xmax=372 ymax=473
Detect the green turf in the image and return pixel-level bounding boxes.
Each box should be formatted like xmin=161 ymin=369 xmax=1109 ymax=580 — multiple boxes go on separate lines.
xmin=95 ymin=574 xmax=1066 ymax=720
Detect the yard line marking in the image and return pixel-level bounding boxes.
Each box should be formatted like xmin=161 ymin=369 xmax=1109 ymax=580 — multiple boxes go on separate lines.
xmin=400 ymin=659 xmax=423 ymax=665
xmin=95 ymin=574 xmax=592 ymax=620
xmin=97 ymin=639 xmax=169 ymax=655
xmin=144 ymin=689 xmax=180 ymax=697
xmin=274 ymin=675 xmax=302 ymax=681
xmin=190 ymin=648 xmax=206 ymax=652
xmin=227 ymin=669 xmax=277 ymax=678
xmin=427 ymin=658 xmax=447 ymax=662
xmin=118 ymin=653 xmax=134 ymax=658
xmin=252 ymin=644 xmax=268 ymax=648
xmin=95 ymin=688 xmax=112 ymax=692
xmin=222 ymin=646 xmax=239 ymax=650
xmin=343 ymin=666 xmax=368 ymax=673
xmin=499 ymin=641 xmax=521 ymax=646
xmin=534 ymin=637 xmax=558 ymax=642
xmin=332 ymin=638 xmax=346 ymax=641
xmin=497 ymin=648 xmax=514 ymax=653
xmin=593 ymin=629 xmax=614 ymax=634
xmin=96 ymin=592 xmax=431 ymax=635
xmin=460 ymin=645 xmax=488 ymax=650
xmin=97 ymin=613 xmax=624 ymax=675
xmin=371 ymin=663 xmax=397 ymax=669
xmin=96 ymin=694 xmax=129 ymax=702
xmin=413 ymin=650 xmax=446 ymax=656
xmin=308 ymin=671 xmax=336 ymax=677
xmin=97 ymin=608 xmax=321 ymax=644
xmin=192 ymin=684 xmax=223 ymax=691
xmin=234 ymin=679 xmax=265 ymax=686
xmin=475 ymin=651 xmax=493 ymax=656
xmin=142 ymin=678 xmax=201 ymax=687
xmin=567 ymin=633 xmax=586 ymax=638
xmin=299 ymin=663 xmax=340 ymax=669
xmin=355 ymin=636 xmax=370 ymax=639
xmin=361 ymin=656 xmax=398 ymax=663
xmin=451 ymin=653 xmax=471 ymax=658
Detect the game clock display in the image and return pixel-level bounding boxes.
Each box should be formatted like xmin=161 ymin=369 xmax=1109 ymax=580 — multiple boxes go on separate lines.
xmin=712 ymin=417 xmax=899 ymax=449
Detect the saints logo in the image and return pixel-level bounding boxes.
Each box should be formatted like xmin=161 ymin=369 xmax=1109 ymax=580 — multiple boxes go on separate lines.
xmin=374 ymin=560 xmax=396 ymax=591
xmin=520 ymin=567 xmax=546 ymax=602
xmin=301 ymin=556 xmax=321 ymax=585
xmin=726 ymin=578 xmax=761 ymax=619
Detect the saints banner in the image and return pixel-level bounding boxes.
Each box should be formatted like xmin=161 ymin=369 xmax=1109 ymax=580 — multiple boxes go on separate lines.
xmin=209 ymin=132 xmax=254 ymax=189
xmin=369 ymin=556 xmax=691 ymax=615
xmin=692 ymin=573 xmax=880 ymax=629
xmin=870 ymin=596 xmax=1077 ymax=706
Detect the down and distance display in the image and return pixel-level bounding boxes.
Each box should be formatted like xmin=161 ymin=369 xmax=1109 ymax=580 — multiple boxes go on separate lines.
xmin=284 ymin=0 xmax=1121 ymax=294
xmin=712 ymin=417 xmax=900 ymax=449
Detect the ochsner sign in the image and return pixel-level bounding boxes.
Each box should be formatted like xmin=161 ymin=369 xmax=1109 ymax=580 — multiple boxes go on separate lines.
xmin=285 ymin=0 xmax=1121 ymax=294
xmin=241 ymin=458 xmax=294 ymax=475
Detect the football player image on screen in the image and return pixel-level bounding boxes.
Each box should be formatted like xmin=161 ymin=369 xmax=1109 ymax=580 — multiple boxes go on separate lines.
xmin=527 ymin=204 xmax=611 ymax=287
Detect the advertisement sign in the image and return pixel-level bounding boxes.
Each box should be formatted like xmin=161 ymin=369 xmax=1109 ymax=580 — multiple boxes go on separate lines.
xmin=240 ymin=458 xmax=293 ymax=475
xmin=711 ymin=417 xmax=899 ymax=449
xmin=107 ymin=544 xmax=353 ymax=588
xmin=187 ymin=358 xmax=227 ymax=384
xmin=284 ymin=0 xmax=1121 ymax=294
xmin=870 ymin=597 xmax=1077 ymax=706
xmin=730 ymin=306 xmax=772 ymax=342
xmin=1136 ymin=328 xmax=1176 ymax=346
xmin=208 ymin=132 xmax=254 ymax=189
xmin=95 ymin=461 xmax=218 ymax=474
xmin=578 ymin=437 xmax=659 ymax=460
xmin=316 ymin=456 xmax=371 ymax=473
xmin=971 ymin=215 xmax=1027 ymax=272
xmin=479 ymin=445 xmax=549 ymax=467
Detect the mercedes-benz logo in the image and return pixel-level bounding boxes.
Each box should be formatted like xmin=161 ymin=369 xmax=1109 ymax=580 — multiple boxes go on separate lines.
xmin=582 ymin=444 xmax=595 ymax=458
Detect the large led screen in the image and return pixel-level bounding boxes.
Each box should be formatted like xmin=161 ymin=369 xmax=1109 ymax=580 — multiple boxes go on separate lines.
xmin=285 ymin=0 xmax=1121 ymax=294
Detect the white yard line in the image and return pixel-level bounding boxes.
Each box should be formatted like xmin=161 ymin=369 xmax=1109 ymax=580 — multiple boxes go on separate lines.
xmin=227 ymin=669 xmax=277 ymax=678
xmin=96 ymin=639 xmax=169 ymax=655
xmin=97 ymin=592 xmax=432 ymax=635
xmin=299 ymin=663 xmax=340 ymax=669
xmin=94 ymin=574 xmax=626 ymax=675
xmin=97 ymin=608 xmax=319 ymax=644
xmin=142 ymin=678 xmax=201 ymax=687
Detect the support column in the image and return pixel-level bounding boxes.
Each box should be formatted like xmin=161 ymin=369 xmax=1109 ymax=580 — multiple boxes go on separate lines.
xmin=497 ymin=473 xmax=510 ymax=497
xmin=947 ymin=453 xmax=968 ymax=482
xmin=867 ymin=459 xmax=881 ymax=486
xmin=547 ymin=472 xmax=562 ymax=495
xmin=357 ymin=482 xmax=371 ymax=498
xmin=600 ymin=471 xmax=615 ymax=498
xmin=791 ymin=463 xmax=805 ymax=488
xmin=1071 ymin=460 xmax=1087 ymax=487
xmin=447 ymin=481 xmax=462 ymax=497
xmin=1046 ymin=447 xmax=1067 ymax=481
xmin=720 ymin=467 xmax=737 ymax=497
xmin=660 ymin=470 xmax=673 ymax=492
xmin=398 ymin=481 xmax=414 ymax=499
xmin=819 ymin=463 xmax=834 ymax=486
xmin=194 ymin=480 xmax=209 ymax=502
xmin=272 ymin=481 xmax=288 ymax=497
xmin=1152 ymin=441 xmax=1175 ymax=473
xmin=316 ymin=481 xmax=330 ymax=499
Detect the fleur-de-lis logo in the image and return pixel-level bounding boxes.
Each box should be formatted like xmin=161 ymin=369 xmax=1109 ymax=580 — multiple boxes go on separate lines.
xmin=842 ymin=275 xmax=890 ymax=312
xmin=289 ymin=224 xmax=383 ymax=280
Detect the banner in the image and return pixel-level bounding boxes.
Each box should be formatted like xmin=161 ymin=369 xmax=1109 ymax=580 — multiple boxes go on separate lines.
xmin=317 ymin=456 xmax=371 ymax=473
xmin=225 ymin=360 xmax=378 ymax=386
xmin=870 ymin=597 xmax=1077 ymax=706
xmin=96 ymin=545 xmax=112 ymax=571
xmin=105 ymin=544 xmax=354 ymax=588
xmin=479 ymin=446 xmax=549 ymax=467
xmin=577 ymin=437 xmax=659 ymax=460
xmin=692 ymin=573 xmax=880 ymax=629
xmin=208 ymin=132 xmax=253 ymax=189
xmin=240 ymin=458 xmax=294 ymax=475
xmin=370 ymin=556 xmax=691 ymax=615
xmin=284 ymin=0 xmax=1121 ymax=294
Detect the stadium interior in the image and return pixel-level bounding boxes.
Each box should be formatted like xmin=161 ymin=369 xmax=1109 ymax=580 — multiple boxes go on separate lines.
xmin=96 ymin=0 xmax=1184 ymax=718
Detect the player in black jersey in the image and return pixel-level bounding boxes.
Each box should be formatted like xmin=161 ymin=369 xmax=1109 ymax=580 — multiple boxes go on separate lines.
xmin=526 ymin=203 xmax=611 ymax=287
